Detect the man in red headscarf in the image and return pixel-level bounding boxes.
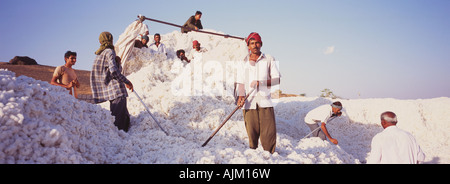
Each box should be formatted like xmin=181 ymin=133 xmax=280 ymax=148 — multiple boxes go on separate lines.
xmin=236 ymin=32 xmax=281 ymax=154
xmin=189 ymin=40 xmax=208 ymax=61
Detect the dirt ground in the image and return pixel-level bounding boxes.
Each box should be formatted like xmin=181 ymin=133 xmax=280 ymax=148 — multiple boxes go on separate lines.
xmin=0 ymin=62 xmax=299 ymax=99
xmin=0 ymin=62 xmax=92 ymax=95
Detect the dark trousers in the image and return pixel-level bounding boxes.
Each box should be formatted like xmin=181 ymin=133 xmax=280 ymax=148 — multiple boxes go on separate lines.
xmin=306 ymin=123 xmax=326 ymax=140
xmin=110 ymin=96 xmax=130 ymax=132
xmin=243 ymin=105 xmax=277 ymax=154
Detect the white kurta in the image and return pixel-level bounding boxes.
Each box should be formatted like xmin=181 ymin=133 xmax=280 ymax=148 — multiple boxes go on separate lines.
xmin=114 ymin=20 xmax=149 ymax=75
xmin=148 ymin=42 xmax=167 ymax=55
xmin=236 ymin=53 xmax=281 ymax=110
xmin=188 ymin=47 xmax=208 ymax=61
xmin=367 ymin=126 xmax=426 ymax=164
xmin=304 ymin=105 xmax=338 ymax=125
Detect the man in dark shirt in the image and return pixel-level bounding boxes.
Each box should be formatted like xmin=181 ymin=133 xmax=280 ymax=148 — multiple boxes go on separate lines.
xmin=181 ymin=11 xmax=203 ymax=33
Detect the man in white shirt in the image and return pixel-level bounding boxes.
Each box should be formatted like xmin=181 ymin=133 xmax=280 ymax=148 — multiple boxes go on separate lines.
xmin=189 ymin=40 xmax=208 ymax=61
xmin=236 ymin=32 xmax=281 ymax=154
xmin=304 ymin=102 xmax=342 ymax=144
xmin=367 ymin=111 xmax=426 ymax=164
xmin=148 ymin=33 xmax=167 ymax=56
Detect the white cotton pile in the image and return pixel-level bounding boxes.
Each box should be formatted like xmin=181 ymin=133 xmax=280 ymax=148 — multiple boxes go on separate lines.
xmin=275 ymin=97 xmax=450 ymax=163
xmin=337 ymin=98 xmax=450 ymax=163
xmin=0 ymin=69 xmax=126 ymax=164
xmin=1 ymin=29 xmax=449 ymax=164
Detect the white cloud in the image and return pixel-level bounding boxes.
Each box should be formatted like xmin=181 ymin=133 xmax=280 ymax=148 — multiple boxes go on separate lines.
xmin=324 ymin=46 xmax=335 ymax=55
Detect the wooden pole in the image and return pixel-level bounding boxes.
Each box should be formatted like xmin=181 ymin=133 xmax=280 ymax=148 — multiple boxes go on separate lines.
xmin=201 ymin=88 xmax=255 ymax=147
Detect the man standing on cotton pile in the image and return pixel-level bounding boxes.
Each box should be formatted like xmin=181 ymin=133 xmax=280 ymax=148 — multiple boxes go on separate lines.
xmin=304 ymin=101 xmax=343 ymax=144
xmin=367 ymin=111 xmax=425 ymax=164
xmin=51 ymin=51 xmax=80 ymax=98
xmin=149 ymin=33 xmax=167 ymax=56
xmin=189 ymin=40 xmax=208 ymax=61
xmin=91 ymin=31 xmax=134 ymax=132
xmin=236 ymin=32 xmax=281 ymax=154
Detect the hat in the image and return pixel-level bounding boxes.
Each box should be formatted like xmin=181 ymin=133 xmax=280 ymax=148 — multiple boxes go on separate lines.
xmin=141 ymin=35 xmax=149 ymax=41
xmin=245 ymin=32 xmax=262 ymax=45
xmin=193 ymin=40 xmax=200 ymax=47
xmin=331 ymin=101 xmax=343 ymax=110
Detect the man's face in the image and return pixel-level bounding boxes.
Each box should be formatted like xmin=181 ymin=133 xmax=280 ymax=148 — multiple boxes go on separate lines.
xmin=154 ymin=35 xmax=161 ymax=43
xmin=142 ymin=39 xmax=148 ymax=45
xmin=65 ymin=55 xmax=77 ymax=65
xmin=195 ymin=14 xmax=202 ymax=20
xmin=194 ymin=44 xmax=201 ymax=51
xmin=248 ymin=39 xmax=262 ymax=55
xmin=332 ymin=107 xmax=342 ymax=116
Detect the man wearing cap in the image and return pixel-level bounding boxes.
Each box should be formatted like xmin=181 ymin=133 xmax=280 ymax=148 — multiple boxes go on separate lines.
xmin=236 ymin=32 xmax=281 ymax=154
xmin=134 ymin=35 xmax=149 ymax=49
xmin=304 ymin=101 xmax=343 ymax=144
xmin=189 ymin=40 xmax=208 ymax=61
xmin=181 ymin=11 xmax=203 ymax=33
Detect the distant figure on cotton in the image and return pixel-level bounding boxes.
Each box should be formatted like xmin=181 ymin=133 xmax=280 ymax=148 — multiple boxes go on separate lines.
xmin=51 ymin=51 xmax=80 ymax=98
xmin=304 ymin=101 xmax=343 ymax=144
xmin=367 ymin=111 xmax=425 ymax=164
xmin=189 ymin=40 xmax=208 ymax=61
xmin=149 ymin=33 xmax=167 ymax=56
xmin=176 ymin=49 xmax=190 ymax=64
xmin=181 ymin=11 xmax=203 ymax=33
xmin=134 ymin=35 xmax=149 ymax=49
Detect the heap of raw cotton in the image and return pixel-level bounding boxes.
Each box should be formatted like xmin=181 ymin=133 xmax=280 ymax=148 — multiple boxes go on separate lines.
xmin=1 ymin=30 xmax=449 ymax=164
xmin=0 ymin=69 xmax=126 ymax=163
xmin=0 ymin=68 xmax=358 ymax=164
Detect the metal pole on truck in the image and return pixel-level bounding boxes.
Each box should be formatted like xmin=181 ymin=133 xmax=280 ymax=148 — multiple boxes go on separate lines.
xmin=139 ymin=15 xmax=245 ymax=40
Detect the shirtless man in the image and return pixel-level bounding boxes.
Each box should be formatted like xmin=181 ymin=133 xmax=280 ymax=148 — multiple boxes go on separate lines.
xmin=51 ymin=51 xmax=80 ymax=98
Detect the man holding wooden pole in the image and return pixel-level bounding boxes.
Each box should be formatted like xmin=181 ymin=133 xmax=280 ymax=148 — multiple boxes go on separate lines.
xmin=236 ymin=32 xmax=281 ymax=154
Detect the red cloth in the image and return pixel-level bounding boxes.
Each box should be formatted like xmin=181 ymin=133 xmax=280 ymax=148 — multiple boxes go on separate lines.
xmin=245 ymin=32 xmax=262 ymax=45
xmin=193 ymin=40 xmax=200 ymax=48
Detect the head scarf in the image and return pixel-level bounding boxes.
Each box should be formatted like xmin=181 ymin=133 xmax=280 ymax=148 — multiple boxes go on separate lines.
xmin=141 ymin=35 xmax=149 ymax=41
xmin=331 ymin=103 xmax=343 ymax=110
xmin=95 ymin=32 xmax=114 ymax=55
xmin=192 ymin=40 xmax=200 ymax=48
xmin=245 ymin=32 xmax=262 ymax=46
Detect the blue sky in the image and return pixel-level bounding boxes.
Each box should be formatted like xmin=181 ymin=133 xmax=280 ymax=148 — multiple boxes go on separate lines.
xmin=1 ymin=0 xmax=449 ymax=99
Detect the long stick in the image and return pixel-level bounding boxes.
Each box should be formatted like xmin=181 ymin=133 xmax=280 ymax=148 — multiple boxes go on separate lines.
xmin=301 ymin=126 xmax=322 ymax=139
xmin=71 ymin=87 xmax=75 ymax=98
xmin=201 ymin=88 xmax=256 ymax=147
xmin=133 ymin=90 xmax=169 ymax=136
xmin=302 ymin=114 xmax=338 ymax=139
xmin=141 ymin=16 xmax=245 ymax=40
